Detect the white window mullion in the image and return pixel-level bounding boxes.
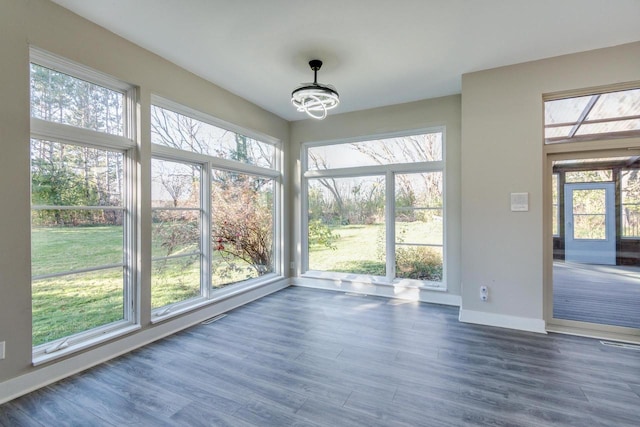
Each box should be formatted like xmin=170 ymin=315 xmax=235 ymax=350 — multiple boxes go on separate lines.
xmin=385 ymin=171 xmax=396 ymax=281
xmin=202 ymin=162 xmax=212 ymax=299
xmin=124 ymin=136 xmax=137 ymax=324
xmin=31 ymin=118 xmax=135 ymax=150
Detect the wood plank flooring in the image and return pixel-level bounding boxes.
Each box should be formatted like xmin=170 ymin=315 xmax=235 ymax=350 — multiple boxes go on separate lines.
xmin=2 ymin=286 xmax=640 ymax=426
xmin=553 ymin=262 xmax=640 ymax=328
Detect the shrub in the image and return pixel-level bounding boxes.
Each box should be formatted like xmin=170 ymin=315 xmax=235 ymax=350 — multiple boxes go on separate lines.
xmin=308 ymin=219 xmax=340 ymax=250
xmin=395 ymin=246 xmax=443 ymax=281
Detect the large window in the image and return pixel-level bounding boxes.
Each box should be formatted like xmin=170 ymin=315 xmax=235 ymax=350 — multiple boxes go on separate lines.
xmin=303 ymin=131 xmax=445 ymax=286
xmin=150 ymin=96 xmax=280 ymax=317
xmin=29 ymin=49 xmax=136 ymax=358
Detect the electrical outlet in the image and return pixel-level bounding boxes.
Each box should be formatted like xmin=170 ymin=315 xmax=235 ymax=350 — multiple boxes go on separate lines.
xmin=0 ymin=341 xmax=5 ymax=360
xmin=480 ymin=285 xmax=489 ymax=302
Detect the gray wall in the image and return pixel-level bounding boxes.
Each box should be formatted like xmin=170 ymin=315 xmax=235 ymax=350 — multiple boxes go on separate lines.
xmin=460 ymin=42 xmax=640 ymax=330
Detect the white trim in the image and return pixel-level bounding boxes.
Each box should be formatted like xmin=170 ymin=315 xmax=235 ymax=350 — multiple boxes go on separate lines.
xmin=1 ymin=279 xmax=289 ymax=405
xmin=32 ymin=324 xmax=140 ymax=366
xmin=292 ymin=277 xmax=460 ymax=306
xmin=152 ymin=144 xmax=280 ymax=179
xmin=31 ymin=118 xmax=135 ymax=150
xmin=150 ymin=273 xmax=285 ymax=323
xmin=458 ymin=308 xmax=547 ymax=334
xmin=304 ymin=161 xmax=445 ymax=179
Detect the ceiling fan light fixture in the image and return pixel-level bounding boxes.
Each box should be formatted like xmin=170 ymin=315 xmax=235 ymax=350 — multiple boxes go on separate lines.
xmin=291 ymin=59 xmax=340 ymax=120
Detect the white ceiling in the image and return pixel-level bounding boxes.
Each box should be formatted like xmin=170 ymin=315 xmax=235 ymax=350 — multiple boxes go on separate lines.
xmin=51 ymin=0 xmax=640 ymax=121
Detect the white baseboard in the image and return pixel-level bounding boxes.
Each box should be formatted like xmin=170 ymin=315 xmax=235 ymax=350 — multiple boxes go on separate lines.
xmin=458 ymin=308 xmax=547 ymax=334
xmin=0 ymin=279 xmax=289 ymax=405
xmin=292 ymin=277 xmax=461 ymax=306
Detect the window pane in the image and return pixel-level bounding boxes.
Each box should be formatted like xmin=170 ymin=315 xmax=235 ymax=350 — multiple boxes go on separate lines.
xmin=565 ymin=170 xmax=612 ymax=183
xmin=544 ymin=125 xmax=575 ymax=139
xmin=151 ymin=105 xmax=274 ymax=168
xmin=396 ymin=244 xmax=443 ymax=282
xmin=152 ymin=159 xmax=201 ymax=259
xmin=32 ymin=267 xmax=124 ymax=346
xmin=32 ymin=216 xmax=123 ymax=277
xmin=151 ymin=158 xmax=202 ymax=308
xmin=30 ymin=63 xmax=124 ymax=136
xmin=586 ymin=89 xmax=640 ymax=120
xmin=575 ymin=119 xmax=640 ymax=136
xmin=545 ymin=95 xmax=592 ymax=125
xmin=152 ymin=159 xmax=201 ymax=208
xmin=307 ymin=176 xmax=386 ymax=276
xmin=573 ymin=215 xmax=606 ymax=239
xmin=31 ymin=139 xmax=124 ymax=207
xmin=211 ymin=170 xmax=274 ymax=288
xmin=307 ymin=132 xmax=442 ymax=170
xmin=573 ymin=189 xmax=606 ymax=240
xmin=395 ymin=172 xmax=443 ymax=282
xmin=622 ymin=169 xmax=640 ymax=237
xmin=152 ymin=256 xmax=201 ymax=309
xmin=152 ymin=211 xmax=200 ymax=259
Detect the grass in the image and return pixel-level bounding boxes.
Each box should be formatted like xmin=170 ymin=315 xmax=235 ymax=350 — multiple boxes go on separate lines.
xmin=32 ymin=220 xmax=441 ymax=346
xmin=31 ymin=225 xmax=258 ymax=346
xmin=309 ymin=223 xmax=386 ymax=275
xmin=31 ymin=226 xmax=123 ymax=277
xmin=308 ymin=221 xmax=443 ymax=278
xmin=32 ymin=268 xmax=123 ymax=346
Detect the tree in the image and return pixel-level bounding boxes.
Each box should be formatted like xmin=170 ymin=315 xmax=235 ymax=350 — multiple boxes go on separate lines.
xmin=150 ymin=105 xmax=276 ymax=281
xmin=211 ymin=173 xmax=273 ymax=277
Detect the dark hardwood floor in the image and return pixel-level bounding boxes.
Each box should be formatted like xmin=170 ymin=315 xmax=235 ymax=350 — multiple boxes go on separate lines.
xmin=553 ymin=262 xmax=640 ymax=329
xmin=2 ymin=286 xmax=640 ymax=426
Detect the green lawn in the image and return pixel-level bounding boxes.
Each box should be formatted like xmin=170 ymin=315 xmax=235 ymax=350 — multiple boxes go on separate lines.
xmin=309 ymin=221 xmax=443 ymax=280
xmin=309 ymin=223 xmax=386 ymax=275
xmin=32 ymin=220 xmax=441 ymax=346
xmin=31 ymin=225 xmax=258 ymax=346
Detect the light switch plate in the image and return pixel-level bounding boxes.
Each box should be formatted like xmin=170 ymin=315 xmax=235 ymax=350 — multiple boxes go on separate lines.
xmin=510 ymin=192 xmax=529 ymax=212
xmin=0 ymin=341 xmax=5 ymax=360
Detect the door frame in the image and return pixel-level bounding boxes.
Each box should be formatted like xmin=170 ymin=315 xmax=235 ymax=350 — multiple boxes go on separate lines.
xmin=544 ymin=146 xmax=640 ymax=342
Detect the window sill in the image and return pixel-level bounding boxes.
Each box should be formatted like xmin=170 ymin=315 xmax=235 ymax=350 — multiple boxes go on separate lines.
xmin=150 ymin=273 xmax=285 ymax=324
xmin=33 ymin=323 xmax=141 ymax=367
xmin=301 ymin=270 xmax=446 ymax=292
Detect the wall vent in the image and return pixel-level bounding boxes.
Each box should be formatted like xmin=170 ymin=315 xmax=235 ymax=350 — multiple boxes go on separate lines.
xmin=344 ymin=292 xmax=367 ymax=297
xmin=600 ymin=341 xmax=640 ymax=351
xmin=201 ymin=314 xmax=227 ymax=325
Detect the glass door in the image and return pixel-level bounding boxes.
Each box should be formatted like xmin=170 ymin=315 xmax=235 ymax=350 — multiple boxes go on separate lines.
xmin=564 ymin=182 xmax=615 ymax=265
xmin=550 ymin=156 xmax=640 ymax=331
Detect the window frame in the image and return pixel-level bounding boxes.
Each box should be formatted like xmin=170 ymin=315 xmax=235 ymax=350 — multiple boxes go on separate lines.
xmin=301 ymin=128 xmax=447 ymax=290
xmin=29 ymin=48 xmax=139 ymax=365
xmin=150 ymin=95 xmax=283 ymax=322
